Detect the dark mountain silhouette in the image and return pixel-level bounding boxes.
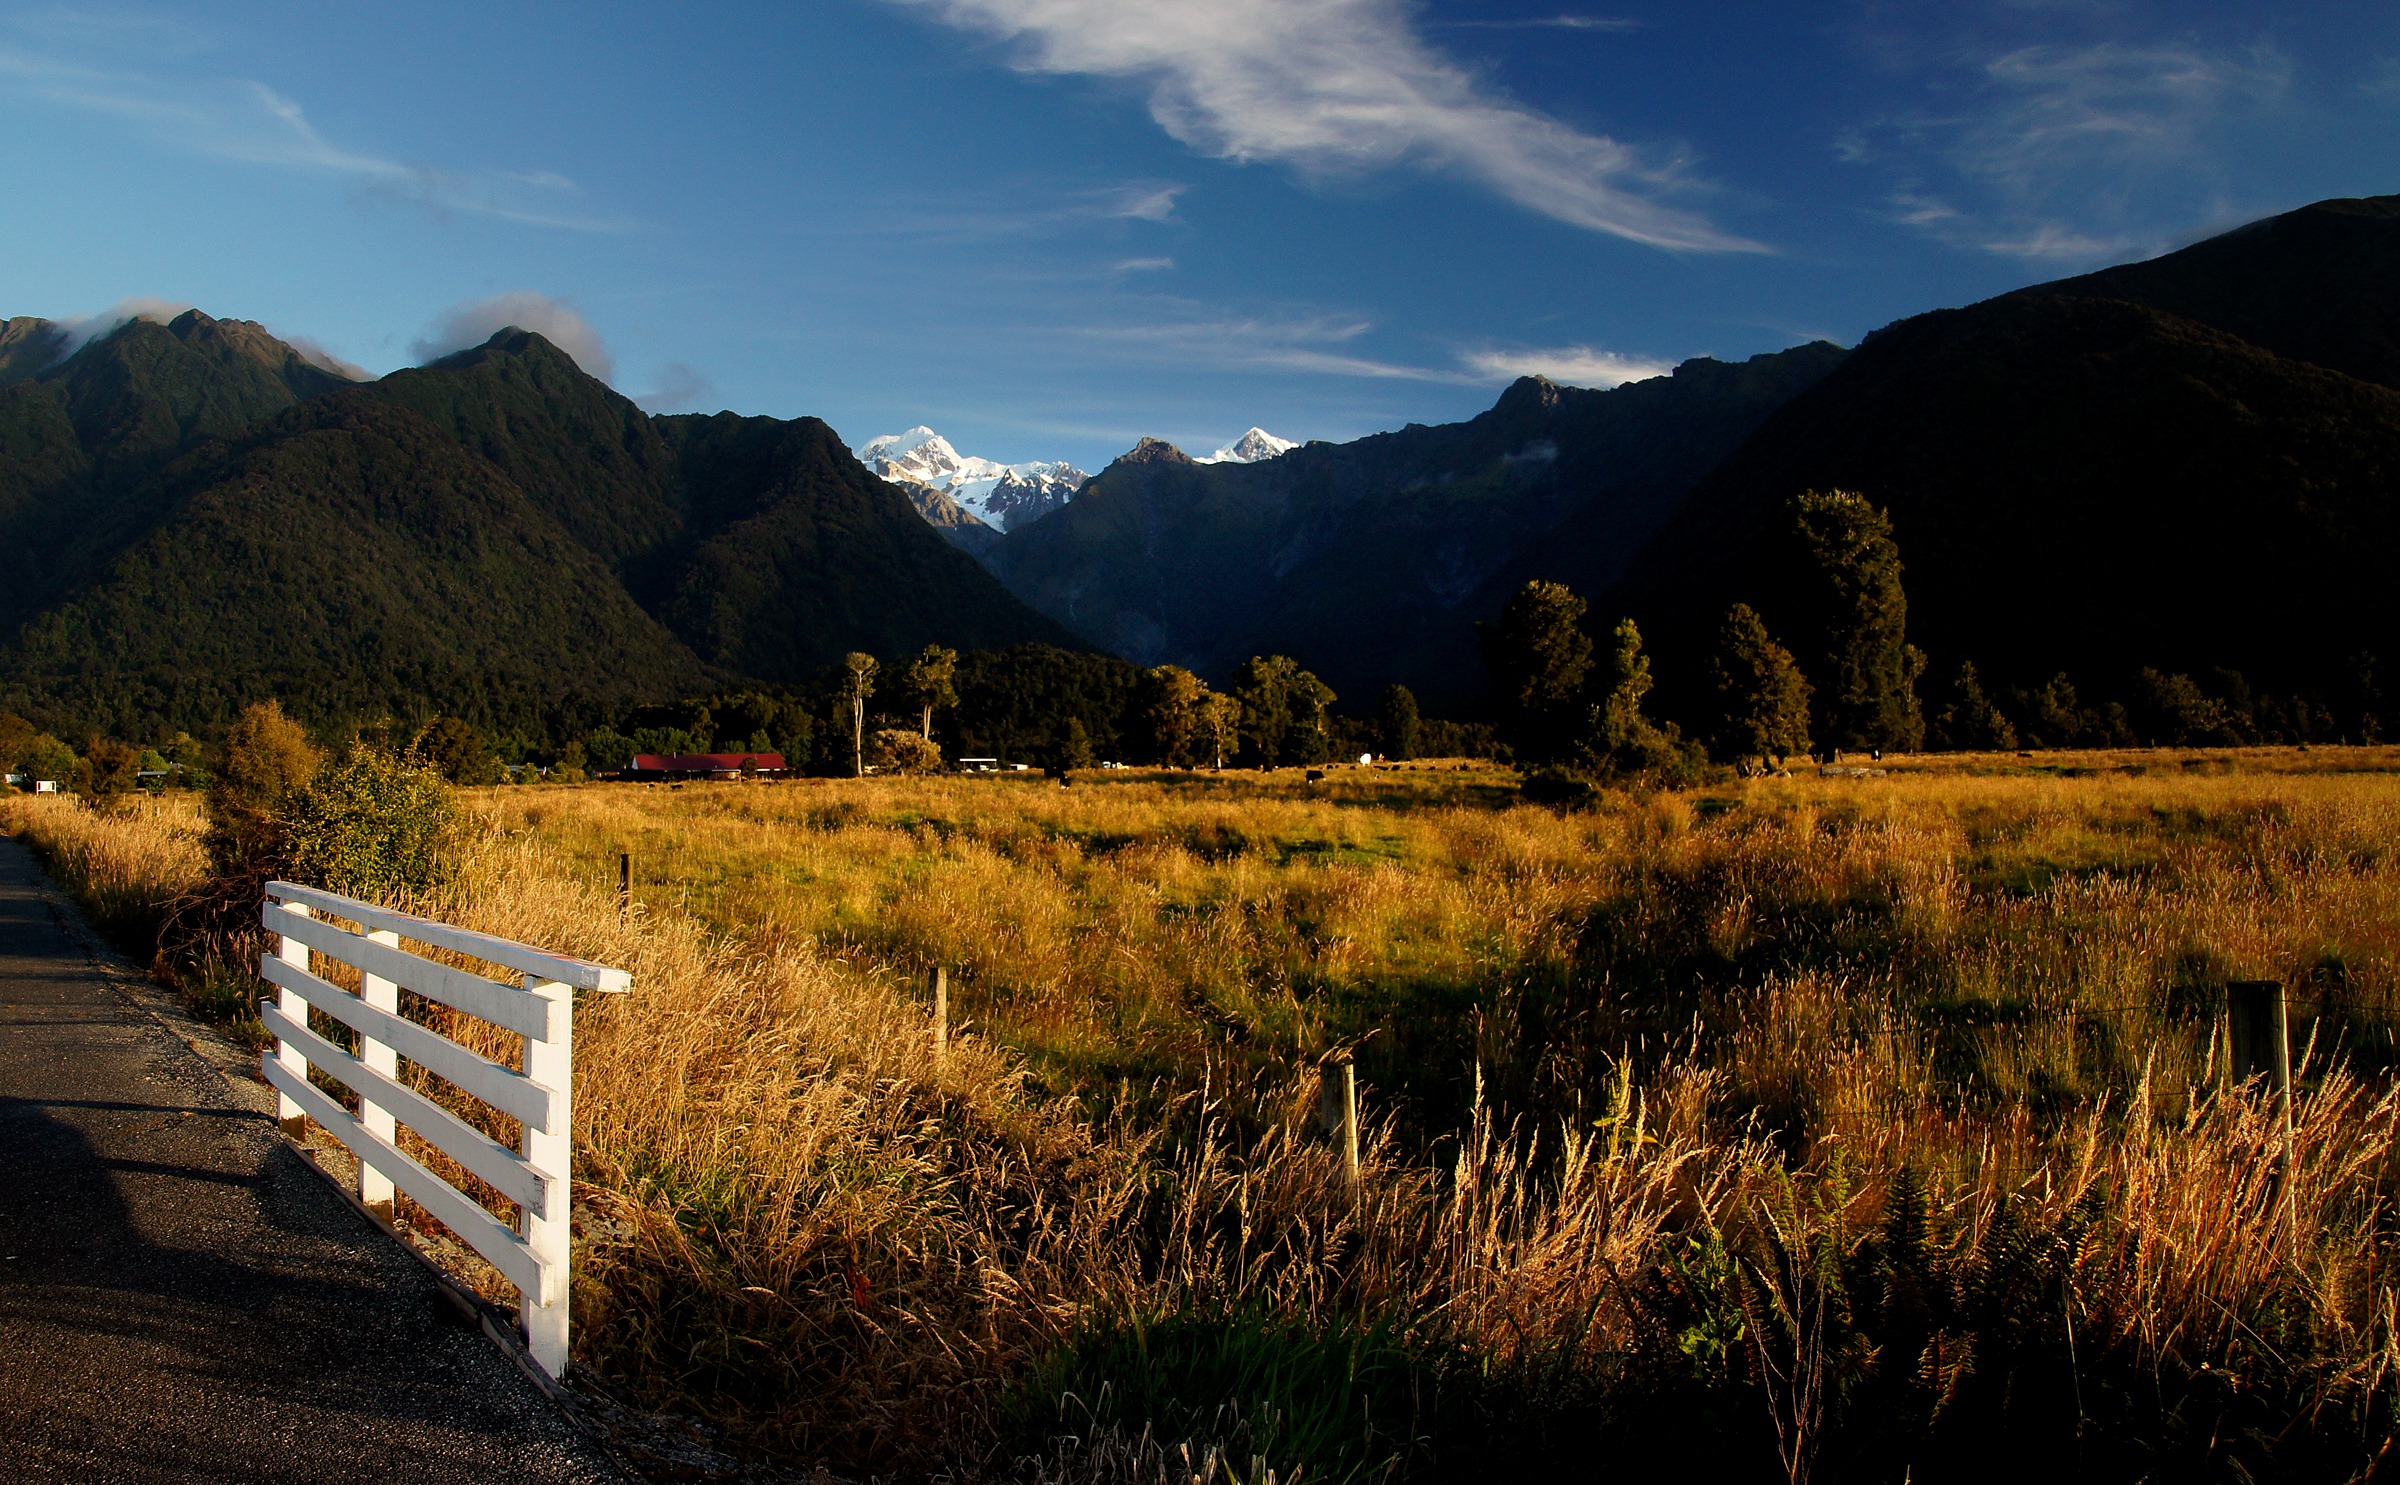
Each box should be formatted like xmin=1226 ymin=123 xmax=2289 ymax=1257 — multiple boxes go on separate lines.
xmin=988 ymin=343 xmax=1846 ymax=709
xmin=0 ymin=315 xmax=1073 ymax=740
xmin=2031 ymin=194 xmax=2400 ymax=392
xmin=365 ymin=331 xmax=1067 ymax=679
xmin=1607 ymin=193 xmax=2400 ymax=726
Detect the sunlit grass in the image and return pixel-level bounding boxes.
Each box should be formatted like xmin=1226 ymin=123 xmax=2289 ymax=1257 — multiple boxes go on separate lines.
xmin=15 ymin=749 xmax=2400 ymax=1477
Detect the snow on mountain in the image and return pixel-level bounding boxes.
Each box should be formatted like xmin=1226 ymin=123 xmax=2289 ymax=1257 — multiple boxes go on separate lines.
xmin=858 ymin=426 xmax=1088 ymax=533
xmin=1196 ymin=428 xmax=1299 ymax=465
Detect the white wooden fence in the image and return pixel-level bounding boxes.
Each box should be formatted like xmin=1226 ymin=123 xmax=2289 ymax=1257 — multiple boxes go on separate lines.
xmin=257 ymin=880 xmax=630 ymax=1379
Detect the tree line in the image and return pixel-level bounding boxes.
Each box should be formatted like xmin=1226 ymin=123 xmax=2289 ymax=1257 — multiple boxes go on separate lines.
xmin=13 ymin=485 xmax=2383 ymax=797
xmin=1478 ymin=487 xmax=2394 ymax=790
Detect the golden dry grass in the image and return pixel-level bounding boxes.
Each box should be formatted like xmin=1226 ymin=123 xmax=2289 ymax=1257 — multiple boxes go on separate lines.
xmin=13 ymin=751 xmax=2400 ymax=1479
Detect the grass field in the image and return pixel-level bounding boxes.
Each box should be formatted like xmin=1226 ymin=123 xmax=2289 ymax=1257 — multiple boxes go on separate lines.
xmin=13 ymin=747 xmax=2400 ymax=1481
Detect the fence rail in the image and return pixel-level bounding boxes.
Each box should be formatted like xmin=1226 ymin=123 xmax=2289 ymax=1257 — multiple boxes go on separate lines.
xmin=257 ymin=880 xmax=630 ymax=1378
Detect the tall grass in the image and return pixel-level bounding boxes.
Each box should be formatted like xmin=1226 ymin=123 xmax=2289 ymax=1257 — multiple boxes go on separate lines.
xmin=13 ymin=753 xmax=2400 ymax=1479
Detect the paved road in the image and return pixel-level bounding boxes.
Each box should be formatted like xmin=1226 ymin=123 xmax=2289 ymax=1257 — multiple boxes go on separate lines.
xmin=0 ymin=834 xmax=619 ymax=1483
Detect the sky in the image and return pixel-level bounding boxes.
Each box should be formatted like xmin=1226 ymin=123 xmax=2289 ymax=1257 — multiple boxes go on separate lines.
xmin=2 ymin=0 xmax=2395 ymax=471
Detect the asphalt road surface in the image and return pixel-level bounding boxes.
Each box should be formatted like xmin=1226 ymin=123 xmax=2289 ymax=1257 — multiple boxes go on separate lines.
xmin=0 ymin=833 xmax=619 ymax=1483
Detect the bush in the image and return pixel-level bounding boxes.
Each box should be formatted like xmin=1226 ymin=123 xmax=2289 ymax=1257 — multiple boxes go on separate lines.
xmin=203 ymin=701 xmax=320 ymax=876
xmin=865 ymin=728 xmax=943 ymax=775
xmin=80 ymin=737 xmax=144 ymax=804
xmin=417 ymin=715 xmax=505 ymax=786
xmin=281 ymin=746 xmax=462 ymax=901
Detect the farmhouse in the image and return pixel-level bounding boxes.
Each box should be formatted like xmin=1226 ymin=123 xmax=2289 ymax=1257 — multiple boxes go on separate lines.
xmin=625 ymin=752 xmax=788 ymax=781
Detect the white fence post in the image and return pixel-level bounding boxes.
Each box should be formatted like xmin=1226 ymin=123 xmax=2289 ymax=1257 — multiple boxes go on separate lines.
xmin=254 ymin=881 xmax=628 ymax=1383
xmin=520 ymin=976 xmax=574 ymax=1377
xmin=273 ymin=902 xmax=312 ymax=1135
xmin=356 ymin=930 xmax=400 ymax=1212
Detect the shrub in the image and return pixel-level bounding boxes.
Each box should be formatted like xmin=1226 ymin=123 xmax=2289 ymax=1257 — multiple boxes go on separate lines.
xmin=865 ymin=728 xmax=943 ymax=775
xmin=281 ymin=746 xmax=462 ymax=901
xmin=417 ymin=715 xmax=505 ymax=786
xmin=80 ymin=737 xmax=145 ymax=804
xmin=203 ymin=701 xmax=320 ymax=876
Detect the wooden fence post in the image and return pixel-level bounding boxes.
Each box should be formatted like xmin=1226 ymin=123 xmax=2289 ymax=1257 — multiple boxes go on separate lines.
xmin=618 ymin=851 xmax=631 ymax=917
xmin=931 ymin=966 xmax=948 ymax=1065
xmin=2227 ymin=979 xmax=2296 ymax=1240
xmin=357 ymin=928 xmax=400 ymax=1213
xmin=2226 ymin=980 xmax=2289 ymax=1094
xmin=1342 ymin=1061 xmax=1360 ymax=1192
xmin=521 ymin=976 xmax=574 ymax=1377
xmin=1318 ymin=1053 xmax=1360 ymax=1191
xmin=273 ymin=902 xmax=312 ymax=1139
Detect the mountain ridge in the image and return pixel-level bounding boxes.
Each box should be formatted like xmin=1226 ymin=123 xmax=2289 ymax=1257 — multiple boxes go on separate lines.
xmin=0 ymin=316 xmax=1076 ymax=739
xmin=985 ymin=344 xmax=1848 ymax=709
xmin=1606 ymin=192 xmax=2400 ymax=728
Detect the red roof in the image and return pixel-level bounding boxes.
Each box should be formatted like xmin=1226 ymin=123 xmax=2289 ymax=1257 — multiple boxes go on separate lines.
xmin=630 ymin=753 xmax=787 ymax=773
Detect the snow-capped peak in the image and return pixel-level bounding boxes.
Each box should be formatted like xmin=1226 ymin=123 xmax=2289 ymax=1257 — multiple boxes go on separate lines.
xmin=858 ymin=426 xmax=1088 ymax=533
xmin=1197 ymin=427 xmax=1299 ymax=465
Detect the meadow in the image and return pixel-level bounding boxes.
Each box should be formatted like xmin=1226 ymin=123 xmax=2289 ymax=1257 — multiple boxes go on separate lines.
xmin=11 ymin=748 xmax=2400 ymax=1482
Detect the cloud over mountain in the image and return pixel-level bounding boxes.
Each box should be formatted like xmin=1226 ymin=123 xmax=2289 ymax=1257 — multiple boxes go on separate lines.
xmin=412 ymin=292 xmax=614 ymax=381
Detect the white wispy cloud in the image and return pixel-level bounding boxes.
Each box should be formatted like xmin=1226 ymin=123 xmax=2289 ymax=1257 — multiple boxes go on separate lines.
xmin=856 ymin=179 xmax=1188 ymax=241
xmin=1080 ymin=309 xmax=1679 ymax=388
xmin=1958 ymin=43 xmax=2288 ymax=192
xmin=885 ymin=0 xmax=1756 ymax=251
xmin=1848 ymin=36 xmax=2291 ymax=263
xmin=1082 ymin=313 xmax=1464 ymax=381
xmin=633 ymin=360 xmax=718 ymax=413
xmin=1461 ymin=345 xmax=1670 ymax=386
xmin=56 ymin=297 xmax=193 ymax=349
xmin=412 ymin=292 xmax=615 ymax=381
xmin=0 ymin=46 xmax=630 ymax=232
xmin=1112 ymin=256 xmax=1177 ymax=273
xmin=1440 ymin=15 xmax=1642 ymax=32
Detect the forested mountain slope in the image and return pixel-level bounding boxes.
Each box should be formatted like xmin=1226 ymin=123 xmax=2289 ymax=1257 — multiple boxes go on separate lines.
xmin=0 ymin=316 xmax=1073 ymax=740
xmin=1608 ymin=194 xmax=2400 ymax=725
xmin=2032 ymin=193 xmax=2400 ymax=392
xmin=988 ymin=343 xmax=1845 ymax=709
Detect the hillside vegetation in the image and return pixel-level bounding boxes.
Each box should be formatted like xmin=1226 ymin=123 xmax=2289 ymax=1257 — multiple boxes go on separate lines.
xmin=15 ymin=753 xmax=2400 ymax=1481
xmin=1608 ymin=194 xmax=2400 ymax=730
xmin=988 ymin=345 xmax=1846 ymax=712
xmin=0 ymin=315 xmax=1070 ymax=744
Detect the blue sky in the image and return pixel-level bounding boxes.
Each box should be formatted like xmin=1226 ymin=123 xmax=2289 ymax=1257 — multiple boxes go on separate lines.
xmin=3 ymin=0 xmax=2394 ymax=471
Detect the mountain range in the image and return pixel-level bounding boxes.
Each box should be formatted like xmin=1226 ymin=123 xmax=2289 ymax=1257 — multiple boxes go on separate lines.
xmin=861 ymin=423 xmax=1300 ymax=560
xmin=981 ymin=346 xmax=1845 ymax=710
xmin=0 ymin=311 xmax=1068 ymax=740
xmin=858 ymin=427 xmax=1089 ymax=540
xmin=3 ymin=190 xmax=2394 ymax=747
xmin=1609 ymin=192 xmax=2400 ymax=723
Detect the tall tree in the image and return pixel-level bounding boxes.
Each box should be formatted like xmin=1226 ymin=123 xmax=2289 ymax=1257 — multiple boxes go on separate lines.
xmin=1199 ymin=691 xmax=1241 ymax=770
xmin=843 ymin=652 xmax=878 ymax=778
xmin=1930 ymin=661 xmax=2016 ymax=751
xmin=1232 ymin=655 xmax=1334 ymax=767
xmin=1478 ymin=580 xmax=1593 ymax=766
xmin=1142 ymin=665 xmax=1209 ymax=766
xmin=1782 ymin=491 xmax=1922 ymax=752
xmin=901 ymin=645 xmax=960 ymax=741
xmin=1711 ymin=603 xmax=1813 ymax=769
xmin=1579 ymin=618 xmax=1694 ymax=781
xmin=1284 ymin=667 xmax=1336 ymax=765
xmin=1377 ymin=683 xmax=1421 ymax=761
